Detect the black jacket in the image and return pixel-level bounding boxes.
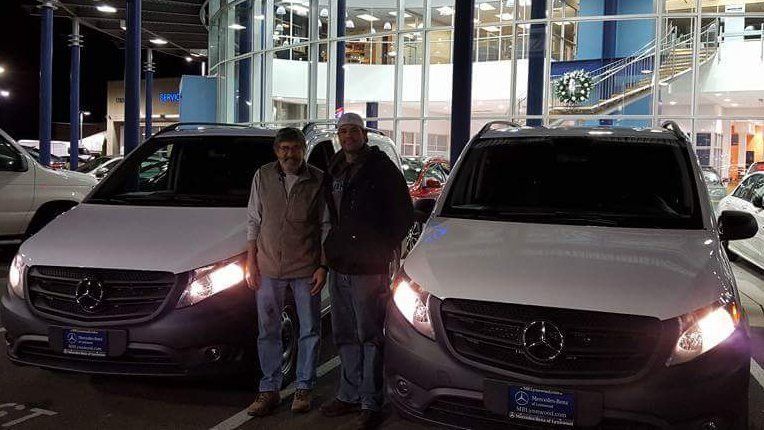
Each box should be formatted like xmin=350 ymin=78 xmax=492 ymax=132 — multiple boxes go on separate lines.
xmin=324 ymin=146 xmax=414 ymax=275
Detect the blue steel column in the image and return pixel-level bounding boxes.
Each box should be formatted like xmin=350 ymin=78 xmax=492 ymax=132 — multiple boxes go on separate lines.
xmin=124 ymin=0 xmax=142 ymax=154
xmin=525 ymin=0 xmax=547 ymax=127
xmin=144 ymin=49 xmax=154 ymax=140
xmin=335 ymin=0 xmax=346 ymax=116
xmin=38 ymin=1 xmax=55 ymax=167
xmin=69 ymin=19 xmax=82 ymax=170
xmin=449 ymin=0 xmax=475 ymax=163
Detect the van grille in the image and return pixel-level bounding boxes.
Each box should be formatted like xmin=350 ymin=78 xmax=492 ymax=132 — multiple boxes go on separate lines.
xmin=27 ymin=266 xmax=176 ymax=323
xmin=440 ymin=299 xmax=661 ymax=379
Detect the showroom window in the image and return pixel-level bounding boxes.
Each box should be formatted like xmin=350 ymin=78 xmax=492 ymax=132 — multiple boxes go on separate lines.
xmin=208 ymin=0 xmax=764 ymax=175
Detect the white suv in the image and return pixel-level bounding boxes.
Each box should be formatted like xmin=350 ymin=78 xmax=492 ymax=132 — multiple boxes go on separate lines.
xmin=385 ymin=122 xmax=756 ymax=430
xmin=0 ymin=129 xmax=97 ymax=244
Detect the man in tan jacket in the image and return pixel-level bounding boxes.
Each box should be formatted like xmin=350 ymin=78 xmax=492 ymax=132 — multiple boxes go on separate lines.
xmin=245 ymin=127 xmax=328 ymax=416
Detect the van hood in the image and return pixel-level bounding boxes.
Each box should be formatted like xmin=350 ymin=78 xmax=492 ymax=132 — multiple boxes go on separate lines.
xmin=35 ymin=162 xmax=98 ymax=187
xmin=20 ymin=204 xmax=247 ymax=274
xmin=404 ymin=218 xmax=733 ymax=320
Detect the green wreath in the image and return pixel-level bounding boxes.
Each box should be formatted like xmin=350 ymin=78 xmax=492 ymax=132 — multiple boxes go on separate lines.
xmin=554 ymin=70 xmax=593 ymax=105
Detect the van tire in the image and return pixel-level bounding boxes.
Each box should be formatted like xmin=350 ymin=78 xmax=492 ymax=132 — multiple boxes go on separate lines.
xmin=280 ymin=293 xmax=299 ymax=389
xmin=25 ymin=201 xmax=78 ymax=238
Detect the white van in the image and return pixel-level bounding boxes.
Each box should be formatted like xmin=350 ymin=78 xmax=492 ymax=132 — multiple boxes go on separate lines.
xmin=385 ymin=122 xmax=756 ymax=430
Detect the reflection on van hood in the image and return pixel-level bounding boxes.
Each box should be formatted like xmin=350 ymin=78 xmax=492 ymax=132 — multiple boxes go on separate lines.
xmin=20 ymin=204 xmax=247 ymax=274
xmin=404 ymin=218 xmax=733 ymax=320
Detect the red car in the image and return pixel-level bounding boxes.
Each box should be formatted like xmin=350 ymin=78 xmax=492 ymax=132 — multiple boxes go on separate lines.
xmin=747 ymin=161 xmax=764 ymax=176
xmin=401 ymin=156 xmax=450 ymax=255
xmin=402 ymin=156 xmax=451 ymax=202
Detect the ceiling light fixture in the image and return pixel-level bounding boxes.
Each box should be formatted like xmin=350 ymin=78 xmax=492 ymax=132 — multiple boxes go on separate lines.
xmin=497 ymin=13 xmax=513 ymax=20
xmin=96 ymin=4 xmax=117 ymax=13
xmin=384 ymin=21 xmax=392 ymax=30
xmin=150 ymin=38 xmax=168 ymax=45
xmin=478 ymin=3 xmax=497 ymax=11
xmin=346 ymin=19 xmax=355 ymax=29
xmin=320 ymin=8 xmax=329 ymax=17
xmin=276 ymin=5 xmax=286 ymax=15
xmin=0 ymin=90 xmax=9 ymax=98
xmin=389 ymin=11 xmax=412 ymax=18
xmin=185 ymin=56 xmax=192 ymax=62
xmin=357 ymin=14 xmax=379 ymax=22
xmin=228 ymin=23 xmax=246 ymax=30
xmin=438 ymin=6 xmax=455 ymax=16
xmin=483 ymin=26 xmax=501 ymax=32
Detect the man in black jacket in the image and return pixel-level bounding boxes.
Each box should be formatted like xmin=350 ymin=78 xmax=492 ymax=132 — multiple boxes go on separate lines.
xmin=319 ymin=113 xmax=413 ymax=429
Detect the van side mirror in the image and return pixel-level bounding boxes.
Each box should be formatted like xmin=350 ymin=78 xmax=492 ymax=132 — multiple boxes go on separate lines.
xmin=719 ymin=210 xmax=758 ymax=242
xmin=413 ymin=198 xmax=436 ymax=224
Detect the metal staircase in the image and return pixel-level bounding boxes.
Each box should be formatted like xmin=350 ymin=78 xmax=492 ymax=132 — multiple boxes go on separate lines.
xmin=541 ymin=23 xmax=719 ymax=115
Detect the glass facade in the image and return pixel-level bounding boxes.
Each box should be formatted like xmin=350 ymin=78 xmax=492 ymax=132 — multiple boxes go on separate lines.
xmin=210 ymin=0 xmax=764 ymax=177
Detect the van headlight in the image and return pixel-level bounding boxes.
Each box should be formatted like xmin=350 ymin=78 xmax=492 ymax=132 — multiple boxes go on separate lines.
xmin=177 ymin=254 xmax=246 ymax=308
xmin=8 ymin=253 xmax=26 ymax=298
xmin=667 ymin=299 xmax=741 ymax=366
xmin=392 ymin=270 xmax=435 ymax=340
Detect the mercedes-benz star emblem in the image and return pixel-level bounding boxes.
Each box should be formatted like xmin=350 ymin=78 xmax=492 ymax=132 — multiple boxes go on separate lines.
xmin=522 ymin=320 xmax=564 ymax=362
xmin=515 ymin=391 xmax=529 ymax=406
xmin=75 ymin=277 xmax=105 ymax=313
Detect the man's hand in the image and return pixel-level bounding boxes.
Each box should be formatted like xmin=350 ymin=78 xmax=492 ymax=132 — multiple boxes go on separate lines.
xmin=310 ymin=267 xmax=328 ymax=296
xmin=246 ymin=253 xmax=260 ymax=291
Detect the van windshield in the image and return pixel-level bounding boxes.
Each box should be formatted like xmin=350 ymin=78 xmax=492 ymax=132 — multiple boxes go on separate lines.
xmin=87 ymin=136 xmax=276 ymax=207
xmin=442 ymin=136 xmax=703 ymax=229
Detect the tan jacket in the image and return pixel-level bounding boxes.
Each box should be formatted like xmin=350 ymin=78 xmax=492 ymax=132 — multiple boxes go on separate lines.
xmin=248 ymin=162 xmax=325 ymax=279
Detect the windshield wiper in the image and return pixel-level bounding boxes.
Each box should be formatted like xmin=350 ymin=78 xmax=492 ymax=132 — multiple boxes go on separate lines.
xmin=87 ymin=197 xmax=129 ymax=205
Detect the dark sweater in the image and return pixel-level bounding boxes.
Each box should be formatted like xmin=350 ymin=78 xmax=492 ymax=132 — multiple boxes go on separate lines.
xmin=324 ymin=146 xmax=414 ymax=275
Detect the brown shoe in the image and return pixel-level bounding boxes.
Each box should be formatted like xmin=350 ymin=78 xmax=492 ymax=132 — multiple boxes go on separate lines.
xmin=291 ymin=389 xmax=312 ymax=413
xmin=246 ymin=391 xmax=281 ymax=417
xmin=319 ymin=398 xmax=361 ymax=417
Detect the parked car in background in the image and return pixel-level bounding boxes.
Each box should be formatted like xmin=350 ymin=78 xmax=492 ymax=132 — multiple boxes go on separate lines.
xmin=2 ymin=124 xmax=325 ymax=383
xmin=18 ymin=139 xmax=94 ymax=163
xmin=77 ymin=156 xmax=122 ymax=179
xmin=0 ymin=129 xmax=97 ymax=245
xmin=386 ymin=122 xmax=755 ymax=429
xmin=402 ymin=156 xmax=451 ymax=202
xmin=401 ymin=156 xmax=451 ymax=254
xmin=718 ymin=171 xmax=764 ymax=270
xmin=702 ymin=166 xmax=728 ymax=210
xmin=747 ymin=161 xmax=764 ymax=176
xmin=21 ymin=146 xmax=68 ymax=170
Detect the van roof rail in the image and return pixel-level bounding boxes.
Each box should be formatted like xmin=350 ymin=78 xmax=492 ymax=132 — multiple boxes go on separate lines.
xmin=661 ymin=121 xmax=689 ymax=142
xmin=152 ymin=122 xmax=257 ymax=137
xmin=477 ymin=120 xmax=524 ymax=137
xmin=303 ymin=121 xmax=386 ymax=137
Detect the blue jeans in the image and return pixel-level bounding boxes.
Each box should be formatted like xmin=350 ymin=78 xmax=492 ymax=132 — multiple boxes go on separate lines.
xmin=256 ymin=276 xmax=321 ymax=392
xmin=329 ymin=272 xmax=390 ymax=411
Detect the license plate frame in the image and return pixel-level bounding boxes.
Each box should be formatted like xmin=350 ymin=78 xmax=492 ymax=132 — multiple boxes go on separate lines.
xmin=508 ymin=385 xmax=575 ymax=427
xmin=62 ymin=328 xmax=109 ymax=358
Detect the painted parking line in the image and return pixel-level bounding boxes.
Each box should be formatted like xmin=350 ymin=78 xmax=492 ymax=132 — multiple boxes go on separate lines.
xmin=211 ymin=355 xmax=341 ymax=430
